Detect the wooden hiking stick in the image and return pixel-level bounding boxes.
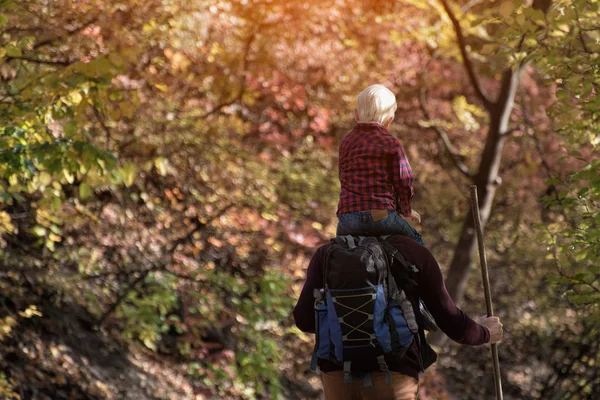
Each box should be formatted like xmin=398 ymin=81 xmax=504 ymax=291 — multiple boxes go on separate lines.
xmin=470 ymin=185 xmax=503 ymax=400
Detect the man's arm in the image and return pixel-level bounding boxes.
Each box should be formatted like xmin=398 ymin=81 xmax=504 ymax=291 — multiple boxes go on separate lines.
xmin=293 ymin=244 xmax=328 ymax=333
xmin=390 ymin=142 xmax=414 ymax=217
xmin=387 ymin=236 xmax=490 ymax=345
xmin=418 ymin=250 xmax=490 ymax=345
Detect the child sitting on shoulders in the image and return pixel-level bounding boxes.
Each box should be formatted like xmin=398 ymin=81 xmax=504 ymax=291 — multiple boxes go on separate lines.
xmin=336 ymin=84 xmax=424 ymax=246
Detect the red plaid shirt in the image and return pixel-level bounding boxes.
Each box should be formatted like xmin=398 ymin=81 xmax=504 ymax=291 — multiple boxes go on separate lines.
xmin=337 ymin=123 xmax=414 ymax=216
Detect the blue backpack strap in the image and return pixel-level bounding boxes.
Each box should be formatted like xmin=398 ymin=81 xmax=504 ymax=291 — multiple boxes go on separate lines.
xmin=311 ymin=289 xmax=326 ymax=372
xmin=362 ymin=372 xmax=373 ymax=388
xmin=377 ymin=355 xmax=392 ymax=385
xmin=310 ymin=343 xmax=319 ymax=372
xmin=310 ymin=304 xmax=320 ymax=372
xmin=343 ymin=361 xmax=352 ymax=384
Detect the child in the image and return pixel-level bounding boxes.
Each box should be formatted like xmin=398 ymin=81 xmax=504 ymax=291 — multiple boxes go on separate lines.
xmin=336 ymin=84 xmax=425 ymax=246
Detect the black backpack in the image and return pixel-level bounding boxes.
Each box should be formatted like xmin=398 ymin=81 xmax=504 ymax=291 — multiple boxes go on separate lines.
xmin=310 ymin=235 xmax=438 ymax=385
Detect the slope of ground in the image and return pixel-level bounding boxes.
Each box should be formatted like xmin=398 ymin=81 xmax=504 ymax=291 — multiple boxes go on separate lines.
xmin=0 ymin=274 xmax=200 ymax=400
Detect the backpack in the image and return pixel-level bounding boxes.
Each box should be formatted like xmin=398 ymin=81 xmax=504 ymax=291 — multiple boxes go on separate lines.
xmin=310 ymin=235 xmax=438 ymax=385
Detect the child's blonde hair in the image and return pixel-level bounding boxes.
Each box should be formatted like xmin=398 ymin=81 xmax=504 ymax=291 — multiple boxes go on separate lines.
xmin=355 ymin=84 xmax=397 ymax=124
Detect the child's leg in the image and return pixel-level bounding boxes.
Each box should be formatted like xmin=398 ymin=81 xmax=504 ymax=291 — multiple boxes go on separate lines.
xmin=336 ymin=211 xmax=371 ymax=236
xmin=367 ymin=210 xmax=425 ymax=246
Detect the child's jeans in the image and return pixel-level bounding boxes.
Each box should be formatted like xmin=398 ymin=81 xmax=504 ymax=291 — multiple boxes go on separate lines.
xmin=336 ymin=209 xmax=425 ymax=246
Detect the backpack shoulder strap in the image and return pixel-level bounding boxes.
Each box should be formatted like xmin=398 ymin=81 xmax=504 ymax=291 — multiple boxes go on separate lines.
xmin=378 ymin=237 xmax=440 ymax=370
xmin=378 ymin=237 xmax=419 ymax=274
xmin=335 ymin=235 xmax=357 ymax=248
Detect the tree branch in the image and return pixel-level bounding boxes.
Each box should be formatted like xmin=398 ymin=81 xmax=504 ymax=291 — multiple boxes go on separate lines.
xmin=196 ymin=95 xmax=243 ymax=120
xmin=97 ymin=203 xmax=238 ymax=327
xmin=500 ymin=127 xmax=519 ymax=137
xmin=575 ymin=9 xmax=591 ymax=54
xmin=92 ymin=106 xmax=112 ymax=151
xmin=513 ymin=100 xmax=553 ymax=177
xmin=6 ymin=56 xmax=71 ymax=66
xmin=33 ymin=17 xmax=99 ymax=50
xmin=461 ymin=0 xmax=485 ymax=12
xmin=190 ymin=28 xmax=257 ymax=120
xmin=439 ymin=0 xmax=493 ymax=110
xmin=96 ymin=268 xmax=151 ymax=327
xmin=419 ymin=86 xmax=475 ymax=180
xmin=166 ymin=203 xmax=236 ymax=254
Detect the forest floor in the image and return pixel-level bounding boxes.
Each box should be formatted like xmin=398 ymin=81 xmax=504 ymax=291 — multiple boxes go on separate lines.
xmin=0 ymin=275 xmax=199 ymax=400
xmin=1 ymin=273 xmax=542 ymax=400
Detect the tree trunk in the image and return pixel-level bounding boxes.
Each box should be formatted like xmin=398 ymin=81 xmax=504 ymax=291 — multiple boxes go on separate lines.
xmin=445 ymin=69 xmax=522 ymax=303
xmin=428 ymin=68 xmax=523 ymax=346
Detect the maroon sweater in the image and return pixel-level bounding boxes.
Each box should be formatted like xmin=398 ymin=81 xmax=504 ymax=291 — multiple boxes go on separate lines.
xmin=293 ymin=235 xmax=490 ymax=380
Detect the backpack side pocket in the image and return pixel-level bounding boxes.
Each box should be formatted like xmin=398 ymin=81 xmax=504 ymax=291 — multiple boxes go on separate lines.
xmin=315 ymin=304 xmax=330 ymax=359
xmin=388 ymin=300 xmax=415 ymax=349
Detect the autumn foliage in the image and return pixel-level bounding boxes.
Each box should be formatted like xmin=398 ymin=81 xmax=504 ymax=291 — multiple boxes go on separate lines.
xmin=0 ymin=0 xmax=598 ymax=399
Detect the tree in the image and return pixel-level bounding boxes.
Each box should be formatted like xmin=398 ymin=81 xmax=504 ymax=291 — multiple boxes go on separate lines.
xmin=427 ymin=0 xmax=554 ymax=312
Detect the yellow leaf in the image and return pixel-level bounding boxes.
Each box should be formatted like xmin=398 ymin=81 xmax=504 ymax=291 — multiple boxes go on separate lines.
xmin=19 ymin=305 xmax=42 ymax=318
xmin=48 ymin=233 xmax=62 ymax=242
xmin=119 ymin=164 xmax=137 ymax=187
xmin=143 ymin=337 xmax=157 ymax=351
xmin=109 ymin=52 xmax=125 ymax=67
xmin=120 ymin=101 xmax=134 ymax=119
xmin=32 ymin=226 xmax=47 ymax=237
xmin=154 ymin=157 xmax=169 ymax=176
xmin=154 ymin=83 xmax=169 ymax=92
xmin=38 ymin=172 xmax=52 ymax=186
xmin=63 ymin=169 xmax=75 ymax=184
xmin=0 ymin=211 xmax=14 ymax=233
xmin=480 ymin=44 xmax=497 ymax=55
xmin=108 ymin=108 xmax=121 ymax=121
xmin=68 ymin=91 xmax=83 ymax=105
xmin=499 ymin=1 xmax=516 ymax=18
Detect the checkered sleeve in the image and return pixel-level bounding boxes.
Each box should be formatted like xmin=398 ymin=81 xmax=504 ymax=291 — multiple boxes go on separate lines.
xmin=390 ymin=141 xmax=414 ymax=216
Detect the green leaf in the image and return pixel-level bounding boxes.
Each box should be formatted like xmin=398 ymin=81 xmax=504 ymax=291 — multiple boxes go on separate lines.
xmin=578 ymin=187 xmax=589 ymax=197
xmin=0 ymin=14 xmax=8 ymax=26
xmin=18 ymin=36 xmax=36 ymax=49
xmin=0 ymin=191 xmax=12 ymax=204
xmin=32 ymin=226 xmax=47 ymax=237
xmin=6 ymin=45 xmax=22 ymax=58
xmin=51 ymin=196 xmax=62 ymax=211
xmin=589 ymin=265 xmax=600 ymax=274
xmin=64 ymin=121 xmax=78 ymax=137
xmin=79 ymin=183 xmax=93 ymax=199
xmin=11 ymin=192 xmax=25 ymax=203
xmin=45 ymin=239 xmax=55 ymax=252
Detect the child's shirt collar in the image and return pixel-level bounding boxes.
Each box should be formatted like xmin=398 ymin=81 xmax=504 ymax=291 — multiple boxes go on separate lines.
xmin=355 ymin=122 xmax=389 ymax=134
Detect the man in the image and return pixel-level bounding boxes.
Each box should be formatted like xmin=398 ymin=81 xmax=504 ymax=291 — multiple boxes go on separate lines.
xmin=293 ymin=235 xmax=503 ymax=400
